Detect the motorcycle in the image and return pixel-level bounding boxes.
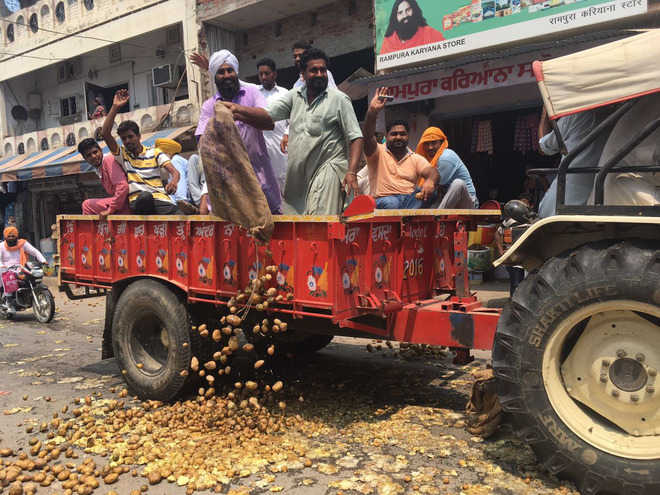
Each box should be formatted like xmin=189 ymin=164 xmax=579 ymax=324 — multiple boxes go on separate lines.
xmin=1 ymin=262 xmax=55 ymax=322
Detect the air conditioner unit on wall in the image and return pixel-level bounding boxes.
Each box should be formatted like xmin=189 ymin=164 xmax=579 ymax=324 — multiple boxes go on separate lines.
xmin=152 ymin=64 xmax=173 ymax=87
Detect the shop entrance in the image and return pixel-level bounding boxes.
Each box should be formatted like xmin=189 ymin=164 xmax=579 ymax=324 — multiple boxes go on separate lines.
xmin=427 ymin=105 xmax=559 ymax=208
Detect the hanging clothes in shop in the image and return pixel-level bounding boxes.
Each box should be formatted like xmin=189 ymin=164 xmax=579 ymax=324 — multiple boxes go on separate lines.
xmin=513 ymin=113 xmax=540 ymax=154
xmin=471 ymin=120 xmax=493 ymax=154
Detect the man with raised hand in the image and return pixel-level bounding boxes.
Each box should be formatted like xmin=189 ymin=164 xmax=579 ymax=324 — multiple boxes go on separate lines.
xmin=362 ymin=87 xmax=438 ymax=209
xmin=102 ymin=89 xmax=180 ymax=215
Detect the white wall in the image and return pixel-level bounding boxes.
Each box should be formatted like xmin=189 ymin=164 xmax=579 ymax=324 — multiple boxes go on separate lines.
xmin=2 ymin=26 xmax=185 ymax=135
xmin=0 ymin=0 xmax=191 ymax=81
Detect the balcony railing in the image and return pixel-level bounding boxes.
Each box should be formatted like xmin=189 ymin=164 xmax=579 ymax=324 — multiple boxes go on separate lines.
xmin=2 ymin=99 xmax=196 ymax=159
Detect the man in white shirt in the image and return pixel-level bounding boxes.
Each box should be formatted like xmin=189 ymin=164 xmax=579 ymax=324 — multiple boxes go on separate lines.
xmin=292 ymin=41 xmax=337 ymax=90
xmin=257 ymin=58 xmax=289 ymax=192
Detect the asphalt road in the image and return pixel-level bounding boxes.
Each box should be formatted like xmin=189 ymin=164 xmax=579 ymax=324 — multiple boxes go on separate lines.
xmin=0 ymin=281 xmax=579 ymax=495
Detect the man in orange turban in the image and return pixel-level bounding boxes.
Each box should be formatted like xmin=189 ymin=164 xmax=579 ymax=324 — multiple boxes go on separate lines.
xmin=1 ymin=226 xmax=47 ymax=316
xmin=416 ymin=127 xmax=478 ymax=209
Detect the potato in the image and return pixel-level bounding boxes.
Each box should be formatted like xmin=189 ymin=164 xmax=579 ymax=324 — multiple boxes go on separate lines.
xmin=272 ymin=381 xmax=283 ymax=392
xmin=226 ymin=315 xmax=241 ymax=327
xmin=190 ymin=357 xmax=199 ymax=372
xmin=147 ymin=471 xmax=162 ymax=485
xmin=212 ymin=329 xmax=222 ymax=342
xmin=103 ymin=472 xmax=119 ymax=484
xmin=254 ymin=360 xmax=265 ymax=369
xmin=8 ymin=481 xmax=23 ymax=495
xmin=204 ymin=361 xmax=216 ymax=371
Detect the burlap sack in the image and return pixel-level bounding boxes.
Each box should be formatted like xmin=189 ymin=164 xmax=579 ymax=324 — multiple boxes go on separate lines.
xmin=465 ymin=368 xmax=503 ymax=438
xmin=199 ymin=102 xmax=274 ymax=243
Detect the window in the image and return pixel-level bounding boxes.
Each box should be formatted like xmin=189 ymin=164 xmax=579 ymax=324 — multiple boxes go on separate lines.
xmin=7 ymin=24 xmax=13 ymax=42
xmin=83 ymin=0 xmax=93 ymax=10
xmin=55 ymin=2 xmax=65 ymax=22
xmin=29 ymin=13 xmax=38 ymax=33
xmin=40 ymin=138 xmax=49 ymax=151
xmin=17 ymin=143 xmax=25 ymax=155
xmin=60 ymin=96 xmax=77 ymax=117
xmin=65 ymin=133 xmax=76 ymax=146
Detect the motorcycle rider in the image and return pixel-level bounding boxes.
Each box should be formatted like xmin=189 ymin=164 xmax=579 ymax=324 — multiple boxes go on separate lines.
xmin=0 ymin=227 xmax=47 ymax=316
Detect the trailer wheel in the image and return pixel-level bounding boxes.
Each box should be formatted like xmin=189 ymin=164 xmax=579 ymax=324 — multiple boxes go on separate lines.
xmin=112 ymin=280 xmax=192 ymax=401
xmin=493 ymin=241 xmax=660 ymax=495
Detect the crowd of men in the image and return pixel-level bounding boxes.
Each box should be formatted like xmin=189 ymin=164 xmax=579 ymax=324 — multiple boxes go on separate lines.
xmin=78 ymin=42 xmax=478 ymax=218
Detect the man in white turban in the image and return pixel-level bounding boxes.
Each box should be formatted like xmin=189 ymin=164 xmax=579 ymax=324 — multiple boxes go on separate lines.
xmin=195 ymin=49 xmax=282 ymax=213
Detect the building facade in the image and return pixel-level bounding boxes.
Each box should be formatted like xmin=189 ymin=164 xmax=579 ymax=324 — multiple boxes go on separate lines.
xmin=0 ymin=0 xmax=203 ymax=245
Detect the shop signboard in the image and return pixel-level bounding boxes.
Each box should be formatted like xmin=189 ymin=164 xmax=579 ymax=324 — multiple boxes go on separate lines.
xmin=369 ymin=51 xmax=546 ymax=104
xmin=375 ymin=0 xmax=647 ymax=71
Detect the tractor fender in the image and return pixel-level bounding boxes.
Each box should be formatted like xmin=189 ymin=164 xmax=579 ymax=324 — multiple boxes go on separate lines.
xmin=494 ymin=215 xmax=660 ymax=270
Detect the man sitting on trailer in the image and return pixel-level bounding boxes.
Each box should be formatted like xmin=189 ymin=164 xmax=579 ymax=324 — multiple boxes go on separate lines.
xmin=102 ymin=90 xmax=181 ymax=215
xmin=417 ymin=127 xmax=478 ymax=209
xmin=78 ymin=138 xmax=130 ymax=217
xmin=362 ymin=87 xmax=439 ymax=209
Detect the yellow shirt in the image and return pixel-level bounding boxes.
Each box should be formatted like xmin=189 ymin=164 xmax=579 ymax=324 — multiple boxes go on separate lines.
xmin=366 ymin=143 xmax=432 ymax=198
xmin=114 ymin=145 xmax=173 ymax=204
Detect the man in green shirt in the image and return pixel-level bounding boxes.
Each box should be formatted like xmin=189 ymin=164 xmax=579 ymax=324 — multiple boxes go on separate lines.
xmin=221 ymin=48 xmax=364 ymax=215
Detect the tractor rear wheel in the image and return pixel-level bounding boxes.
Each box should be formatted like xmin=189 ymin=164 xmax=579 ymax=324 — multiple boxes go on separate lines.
xmin=493 ymin=241 xmax=660 ymax=495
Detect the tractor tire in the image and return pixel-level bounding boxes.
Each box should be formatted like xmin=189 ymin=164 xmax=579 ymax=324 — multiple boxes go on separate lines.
xmin=493 ymin=240 xmax=660 ymax=495
xmin=112 ymin=280 xmax=193 ymax=401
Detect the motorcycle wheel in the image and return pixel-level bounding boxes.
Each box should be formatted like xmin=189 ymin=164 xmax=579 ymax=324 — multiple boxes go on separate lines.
xmin=33 ymin=288 xmax=55 ymax=323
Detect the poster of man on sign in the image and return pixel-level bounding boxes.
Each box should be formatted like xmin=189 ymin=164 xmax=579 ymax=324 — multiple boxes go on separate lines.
xmin=374 ymin=0 xmax=647 ymax=70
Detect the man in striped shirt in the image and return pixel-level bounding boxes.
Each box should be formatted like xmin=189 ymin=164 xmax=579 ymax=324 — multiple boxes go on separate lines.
xmin=102 ymin=89 xmax=181 ymax=215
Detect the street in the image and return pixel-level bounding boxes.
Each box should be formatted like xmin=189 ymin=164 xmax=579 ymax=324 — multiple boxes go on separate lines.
xmin=0 ymin=281 xmax=578 ymax=495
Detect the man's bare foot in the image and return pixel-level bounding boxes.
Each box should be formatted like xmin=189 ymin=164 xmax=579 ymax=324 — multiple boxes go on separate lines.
xmin=177 ymin=200 xmax=199 ymax=215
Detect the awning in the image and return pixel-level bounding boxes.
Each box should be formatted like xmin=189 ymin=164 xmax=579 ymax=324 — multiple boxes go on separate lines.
xmin=534 ymin=29 xmax=660 ymax=119
xmin=0 ymin=126 xmax=194 ymax=182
